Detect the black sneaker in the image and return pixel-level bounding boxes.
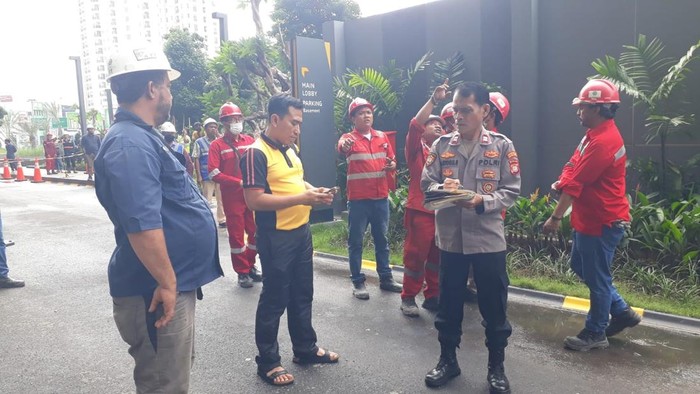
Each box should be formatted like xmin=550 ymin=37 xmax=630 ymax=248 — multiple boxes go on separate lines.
xmin=0 ymin=276 xmax=25 ymax=288
xmin=464 ymin=287 xmax=478 ymax=303
xmin=425 ymin=356 xmax=461 ymax=388
xmin=379 ymin=278 xmax=402 ymax=293
xmin=238 ymin=274 xmax=253 ymax=288
xmin=249 ymin=267 xmax=263 ymax=282
xmin=218 ymin=222 xmax=227 ymax=228
xmin=352 ymin=282 xmax=369 ymax=300
xmin=400 ymin=297 xmax=419 ymax=317
xmin=421 ymin=297 xmax=439 ymax=311
xmin=564 ymin=328 xmax=609 ymax=351
xmin=606 ymin=308 xmax=642 ymax=337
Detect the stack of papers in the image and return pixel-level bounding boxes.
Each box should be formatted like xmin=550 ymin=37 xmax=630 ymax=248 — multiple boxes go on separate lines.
xmin=424 ymin=189 xmax=477 ymax=210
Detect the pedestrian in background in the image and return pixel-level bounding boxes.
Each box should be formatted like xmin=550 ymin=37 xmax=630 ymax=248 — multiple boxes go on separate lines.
xmin=209 ymin=102 xmax=261 ymax=288
xmin=4 ymin=139 xmax=17 ymax=174
xmin=62 ymin=135 xmax=78 ymax=173
xmin=192 ymin=118 xmax=225 ymax=227
xmin=43 ymin=133 xmax=57 ymax=174
xmin=544 ymin=79 xmax=641 ymax=351
xmin=95 ymin=45 xmax=222 ymax=393
xmin=241 ymin=93 xmax=339 ymax=386
xmin=81 ymin=124 xmax=101 ymax=181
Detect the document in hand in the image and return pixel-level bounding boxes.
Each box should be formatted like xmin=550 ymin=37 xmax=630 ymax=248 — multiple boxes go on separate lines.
xmin=423 ymin=189 xmax=477 ymax=210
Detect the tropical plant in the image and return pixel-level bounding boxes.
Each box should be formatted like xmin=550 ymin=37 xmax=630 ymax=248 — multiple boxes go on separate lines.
xmin=42 ymin=102 xmax=62 ymax=136
xmin=333 ymin=52 xmax=431 ymax=134
xmin=1 ymin=111 xmax=20 ymax=142
xmin=591 ymin=35 xmax=700 ymax=196
xmin=270 ymin=0 xmax=360 ymax=43
xmin=86 ymin=108 xmax=100 ymax=127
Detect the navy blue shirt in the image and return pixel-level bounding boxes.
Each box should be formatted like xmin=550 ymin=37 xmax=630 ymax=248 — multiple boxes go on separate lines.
xmin=82 ymin=133 xmax=101 ymax=155
xmin=95 ymin=109 xmax=222 ymax=297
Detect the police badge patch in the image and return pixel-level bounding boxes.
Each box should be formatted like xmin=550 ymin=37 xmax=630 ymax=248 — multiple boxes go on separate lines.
xmin=442 ymin=168 xmax=454 ymax=177
xmin=484 ymin=150 xmax=499 ymax=159
xmin=482 ymin=182 xmax=495 ymax=193
xmin=510 ymin=162 xmax=520 ymax=175
xmin=426 ymin=152 xmax=437 ymax=166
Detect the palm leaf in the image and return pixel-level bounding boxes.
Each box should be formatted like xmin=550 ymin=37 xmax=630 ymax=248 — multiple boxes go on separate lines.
xmin=619 ymin=35 xmax=673 ymax=95
xmin=650 ymin=39 xmax=700 ymax=104
xmin=592 ymin=55 xmax=650 ymax=105
xmin=348 ymin=68 xmax=400 ymax=116
xmin=432 ymin=51 xmax=466 ymax=91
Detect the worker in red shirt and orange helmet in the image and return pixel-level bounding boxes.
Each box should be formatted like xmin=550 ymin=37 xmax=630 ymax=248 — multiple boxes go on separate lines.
xmin=544 ymin=79 xmax=641 ymax=351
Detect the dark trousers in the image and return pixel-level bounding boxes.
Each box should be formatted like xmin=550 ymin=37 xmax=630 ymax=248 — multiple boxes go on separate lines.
xmin=255 ymin=224 xmax=318 ymax=370
xmin=64 ymin=155 xmax=76 ymax=171
xmin=435 ymin=250 xmax=512 ymax=351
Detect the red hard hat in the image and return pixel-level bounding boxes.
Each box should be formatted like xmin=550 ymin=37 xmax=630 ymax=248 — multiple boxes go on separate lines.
xmin=219 ymin=102 xmax=243 ymax=120
xmin=440 ymin=102 xmax=454 ymax=120
xmin=489 ymin=92 xmax=510 ymax=121
xmin=348 ymin=97 xmax=374 ymax=118
xmin=425 ymin=114 xmax=446 ymax=127
xmin=572 ymin=79 xmax=620 ymax=105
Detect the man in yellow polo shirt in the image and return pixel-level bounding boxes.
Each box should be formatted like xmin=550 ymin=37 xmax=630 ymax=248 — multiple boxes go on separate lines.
xmin=241 ymin=93 xmax=340 ymax=387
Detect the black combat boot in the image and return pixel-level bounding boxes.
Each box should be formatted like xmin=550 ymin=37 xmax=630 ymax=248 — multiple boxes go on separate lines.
xmin=487 ymin=349 xmax=510 ymax=393
xmin=425 ymin=344 xmax=461 ymax=388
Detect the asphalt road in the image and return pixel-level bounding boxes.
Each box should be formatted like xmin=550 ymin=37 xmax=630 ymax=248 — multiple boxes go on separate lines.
xmin=1 ymin=181 xmax=699 ymax=393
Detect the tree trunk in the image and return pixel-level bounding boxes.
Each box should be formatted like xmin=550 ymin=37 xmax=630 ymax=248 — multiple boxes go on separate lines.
xmin=250 ymin=0 xmax=280 ymax=95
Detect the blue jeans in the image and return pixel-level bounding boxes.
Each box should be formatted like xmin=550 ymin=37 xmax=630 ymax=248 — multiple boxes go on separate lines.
xmin=570 ymin=225 xmax=628 ymax=334
xmin=347 ymin=199 xmax=392 ymax=284
xmin=0 ymin=213 xmax=9 ymax=277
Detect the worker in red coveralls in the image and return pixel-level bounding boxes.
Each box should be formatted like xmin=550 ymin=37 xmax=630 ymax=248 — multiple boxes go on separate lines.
xmin=544 ymin=79 xmax=641 ymax=351
xmin=43 ymin=133 xmax=58 ymax=174
xmin=208 ymin=102 xmax=261 ymax=288
xmin=399 ymin=81 xmax=448 ymax=317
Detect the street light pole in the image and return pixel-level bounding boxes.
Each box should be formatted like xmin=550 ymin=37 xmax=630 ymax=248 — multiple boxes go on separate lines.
xmin=69 ymin=56 xmax=87 ymax=136
xmin=104 ymin=89 xmax=114 ymax=126
xmin=211 ymin=12 xmax=229 ymax=44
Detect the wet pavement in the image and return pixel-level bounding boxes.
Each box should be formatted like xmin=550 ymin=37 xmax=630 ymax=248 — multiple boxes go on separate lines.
xmin=1 ymin=181 xmax=699 ymax=393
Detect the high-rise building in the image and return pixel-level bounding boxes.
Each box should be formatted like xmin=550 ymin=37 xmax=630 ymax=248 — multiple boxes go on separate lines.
xmin=78 ymin=0 xmax=220 ymax=113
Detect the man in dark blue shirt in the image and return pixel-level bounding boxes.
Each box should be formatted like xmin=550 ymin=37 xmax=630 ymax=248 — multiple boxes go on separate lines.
xmin=95 ymin=45 xmax=223 ymax=393
xmin=81 ymin=124 xmax=101 ymax=181
xmin=4 ymin=139 xmax=17 ymax=173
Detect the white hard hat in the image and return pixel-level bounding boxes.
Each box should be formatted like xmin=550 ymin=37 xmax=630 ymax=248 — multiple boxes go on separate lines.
xmin=86 ymin=124 xmax=95 ymax=129
xmin=106 ymin=45 xmax=180 ymax=82
xmin=160 ymin=122 xmax=177 ymax=133
xmin=203 ymin=118 xmax=218 ymax=127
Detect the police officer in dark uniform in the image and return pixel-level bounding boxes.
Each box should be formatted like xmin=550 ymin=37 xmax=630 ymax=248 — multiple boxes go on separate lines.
xmin=421 ymin=82 xmax=520 ymax=393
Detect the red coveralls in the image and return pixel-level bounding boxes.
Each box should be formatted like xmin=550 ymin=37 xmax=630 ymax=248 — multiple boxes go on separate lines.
xmin=43 ymin=138 xmax=57 ymax=171
xmin=208 ymin=133 xmax=257 ymax=275
xmin=401 ymin=118 xmax=439 ymax=300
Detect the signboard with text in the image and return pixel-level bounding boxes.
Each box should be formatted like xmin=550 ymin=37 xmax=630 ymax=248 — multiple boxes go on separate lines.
xmin=292 ymin=36 xmax=337 ymax=223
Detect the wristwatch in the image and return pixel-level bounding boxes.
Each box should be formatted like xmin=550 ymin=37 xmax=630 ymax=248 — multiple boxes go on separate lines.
xmin=550 ymin=215 xmax=563 ymax=221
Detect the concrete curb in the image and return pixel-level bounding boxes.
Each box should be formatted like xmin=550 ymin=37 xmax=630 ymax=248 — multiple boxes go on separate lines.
xmin=43 ymin=175 xmax=93 ymax=186
xmin=313 ymin=250 xmax=700 ymax=335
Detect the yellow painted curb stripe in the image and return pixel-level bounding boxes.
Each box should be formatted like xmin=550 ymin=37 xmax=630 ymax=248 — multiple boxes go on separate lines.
xmin=562 ymin=296 xmax=644 ymax=317
xmin=361 ymin=259 xmax=376 ymax=270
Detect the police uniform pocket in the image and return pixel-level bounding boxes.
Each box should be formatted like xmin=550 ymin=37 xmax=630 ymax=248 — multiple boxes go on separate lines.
xmin=476 ymin=168 xmax=501 ymax=194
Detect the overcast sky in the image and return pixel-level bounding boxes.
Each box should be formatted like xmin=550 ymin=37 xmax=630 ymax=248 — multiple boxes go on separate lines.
xmin=0 ymin=0 xmax=439 ymax=111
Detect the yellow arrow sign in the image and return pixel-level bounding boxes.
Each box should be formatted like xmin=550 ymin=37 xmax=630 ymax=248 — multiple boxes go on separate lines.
xmin=301 ymin=66 xmax=310 ymax=77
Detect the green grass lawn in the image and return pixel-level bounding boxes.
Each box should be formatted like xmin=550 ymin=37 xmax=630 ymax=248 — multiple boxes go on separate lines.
xmin=311 ymin=220 xmax=404 ymax=264
xmin=311 ymin=221 xmax=700 ymax=318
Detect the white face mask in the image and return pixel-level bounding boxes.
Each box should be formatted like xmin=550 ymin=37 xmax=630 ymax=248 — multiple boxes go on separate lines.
xmin=230 ymin=122 xmax=243 ymax=134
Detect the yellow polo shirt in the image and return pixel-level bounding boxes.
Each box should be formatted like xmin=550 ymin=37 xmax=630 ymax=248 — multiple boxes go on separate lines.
xmin=241 ymin=133 xmax=310 ymax=231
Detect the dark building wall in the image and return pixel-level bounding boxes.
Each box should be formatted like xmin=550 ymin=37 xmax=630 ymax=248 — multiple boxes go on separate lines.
xmin=330 ymin=0 xmax=700 ymax=192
